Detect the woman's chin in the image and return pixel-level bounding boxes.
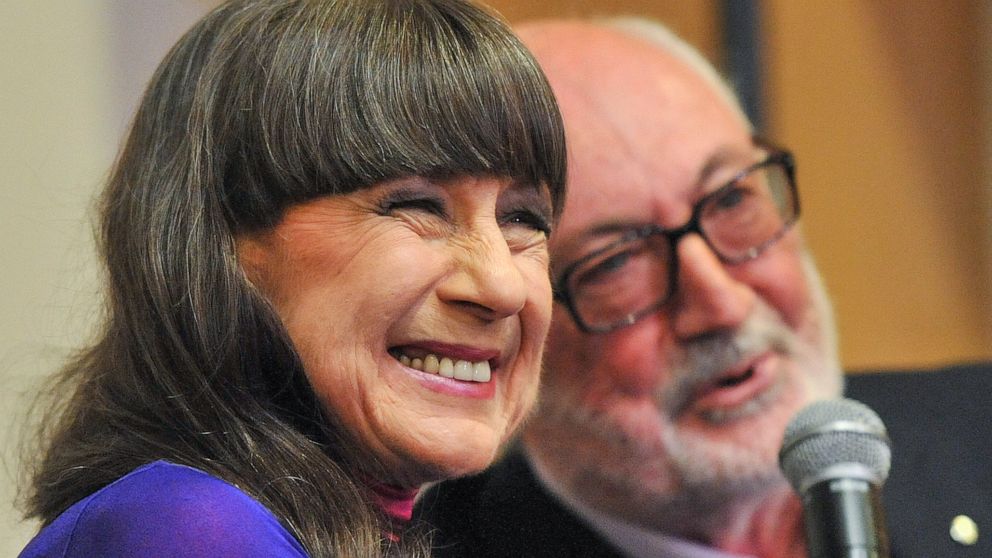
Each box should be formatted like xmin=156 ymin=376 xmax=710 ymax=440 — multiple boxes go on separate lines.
xmin=401 ymin=439 xmax=503 ymax=485
xmin=445 ymin=450 xmax=500 ymax=478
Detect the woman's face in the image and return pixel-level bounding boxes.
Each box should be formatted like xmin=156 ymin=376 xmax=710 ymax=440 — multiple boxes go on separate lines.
xmin=238 ymin=175 xmax=554 ymax=486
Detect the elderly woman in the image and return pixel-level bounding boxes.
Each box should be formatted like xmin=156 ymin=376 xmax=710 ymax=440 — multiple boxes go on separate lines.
xmin=18 ymin=0 xmax=565 ymax=556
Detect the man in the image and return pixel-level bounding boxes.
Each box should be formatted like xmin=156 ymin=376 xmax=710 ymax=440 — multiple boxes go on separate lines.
xmin=418 ymin=18 xmax=992 ymax=558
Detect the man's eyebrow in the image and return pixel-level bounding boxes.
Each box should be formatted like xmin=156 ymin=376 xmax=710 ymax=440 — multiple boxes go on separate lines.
xmin=580 ymin=221 xmax=642 ymax=238
xmin=695 ymin=146 xmax=741 ymax=191
xmin=554 ymin=220 xmax=643 ymax=262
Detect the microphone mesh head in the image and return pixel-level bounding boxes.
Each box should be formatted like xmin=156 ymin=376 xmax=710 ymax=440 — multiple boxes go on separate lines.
xmin=779 ymin=398 xmax=891 ymax=492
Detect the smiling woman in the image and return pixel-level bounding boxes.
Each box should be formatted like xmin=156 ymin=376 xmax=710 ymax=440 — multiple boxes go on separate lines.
xmin=17 ymin=1 xmax=565 ymax=557
xmin=236 ymin=175 xmax=555 ymax=486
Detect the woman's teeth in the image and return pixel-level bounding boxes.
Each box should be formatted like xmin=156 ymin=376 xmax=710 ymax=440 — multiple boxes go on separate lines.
xmin=397 ymin=353 xmax=491 ymax=382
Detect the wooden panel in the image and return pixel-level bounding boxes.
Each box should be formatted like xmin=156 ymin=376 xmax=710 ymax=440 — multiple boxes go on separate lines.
xmin=490 ymin=0 xmax=992 ymax=369
xmin=764 ymin=1 xmax=992 ymax=369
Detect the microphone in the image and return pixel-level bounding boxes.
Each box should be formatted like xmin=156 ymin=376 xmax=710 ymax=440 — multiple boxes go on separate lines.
xmin=779 ymin=398 xmax=892 ymax=558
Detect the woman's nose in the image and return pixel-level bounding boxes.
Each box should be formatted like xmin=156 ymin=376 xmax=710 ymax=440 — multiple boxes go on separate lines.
xmin=437 ymin=226 xmax=529 ymax=321
xmin=669 ymin=234 xmax=754 ymax=339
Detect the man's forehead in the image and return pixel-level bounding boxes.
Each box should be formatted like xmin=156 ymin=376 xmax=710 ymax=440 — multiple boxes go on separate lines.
xmin=523 ymin=22 xmax=755 ymax=253
xmin=524 ymin=26 xmax=750 ymax=166
xmin=550 ymin=141 xmax=753 ymax=253
xmin=523 ymin=26 xmax=679 ymax=107
xmin=518 ymin=21 xmax=749 ymax=141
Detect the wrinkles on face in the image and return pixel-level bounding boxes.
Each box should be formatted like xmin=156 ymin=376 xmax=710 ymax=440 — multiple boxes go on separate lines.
xmin=237 ymin=175 xmax=554 ymax=487
xmin=529 ymin=258 xmax=843 ymax=525
xmin=241 ymin=197 xmax=405 ymax=301
xmin=540 ymin=298 xmax=795 ymax=447
xmin=518 ymin=21 xmax=841 ymax=541
xmin=662 ymin=303 xmax=799 ymax=422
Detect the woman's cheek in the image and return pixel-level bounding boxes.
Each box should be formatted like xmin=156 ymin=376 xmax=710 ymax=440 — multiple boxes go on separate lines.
xmin=500 ymin=254 xmax=550 ymax=420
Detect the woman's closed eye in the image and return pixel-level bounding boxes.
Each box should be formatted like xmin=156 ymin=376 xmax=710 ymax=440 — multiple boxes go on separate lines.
xmin=378 ymin=192 xmax=448 ymax=219
xmin=374 ymin=189 xmax=454 ymax=240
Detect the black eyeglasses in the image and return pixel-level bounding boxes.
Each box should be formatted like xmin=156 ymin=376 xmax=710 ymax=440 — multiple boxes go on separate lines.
xmin=553 ymin=148 xmax=799 ymax=333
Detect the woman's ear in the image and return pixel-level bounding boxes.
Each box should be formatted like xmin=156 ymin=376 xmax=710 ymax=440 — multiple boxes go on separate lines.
xmin=235 ymin=233 xmax=273 ymax=289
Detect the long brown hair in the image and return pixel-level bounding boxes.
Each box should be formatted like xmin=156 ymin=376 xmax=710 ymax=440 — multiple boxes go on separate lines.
xmin=23 ymin=0 xmax=565 ymax=555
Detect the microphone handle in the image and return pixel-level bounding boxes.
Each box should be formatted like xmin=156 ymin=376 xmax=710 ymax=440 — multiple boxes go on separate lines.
xmin=801 ymin=477 xmax=890 ymax=558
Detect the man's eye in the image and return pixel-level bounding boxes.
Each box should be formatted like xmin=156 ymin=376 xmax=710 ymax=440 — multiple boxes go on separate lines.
xmin=575 ymin=247 xmax=638 ymax=287
xmin=710 ymin=185 xmax=749 ymax=211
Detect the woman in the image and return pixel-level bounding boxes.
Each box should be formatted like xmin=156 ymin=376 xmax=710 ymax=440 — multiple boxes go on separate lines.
xmin=19 ymin=0 xmax=565 ymax=556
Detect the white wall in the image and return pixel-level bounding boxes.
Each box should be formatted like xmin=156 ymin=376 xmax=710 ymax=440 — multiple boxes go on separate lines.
xmin=0 ymin=2 xmax=212 ymax=553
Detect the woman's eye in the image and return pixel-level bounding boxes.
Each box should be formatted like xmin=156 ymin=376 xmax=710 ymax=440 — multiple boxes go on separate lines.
xmin=503 ymin=210 xmax=552 ymax=235
xmin=381 ymin=196 xmax=447 ymax=218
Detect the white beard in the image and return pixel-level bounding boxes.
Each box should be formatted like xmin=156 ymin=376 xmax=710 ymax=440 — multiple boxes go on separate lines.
xmin=526 ymin=252 xmax=843 ymax=534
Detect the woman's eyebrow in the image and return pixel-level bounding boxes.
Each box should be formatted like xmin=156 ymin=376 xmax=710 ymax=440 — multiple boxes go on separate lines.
xmin=505 ymin=179 xmax=554 ymax=211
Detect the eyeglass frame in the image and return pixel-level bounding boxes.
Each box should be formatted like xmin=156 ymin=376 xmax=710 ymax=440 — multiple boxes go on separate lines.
xmin=552 ymin=145 xmax=799 ymax=334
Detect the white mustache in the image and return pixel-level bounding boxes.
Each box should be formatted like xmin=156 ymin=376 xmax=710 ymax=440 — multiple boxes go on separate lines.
xmin=661 ymin=301 xmax=799 ymax=420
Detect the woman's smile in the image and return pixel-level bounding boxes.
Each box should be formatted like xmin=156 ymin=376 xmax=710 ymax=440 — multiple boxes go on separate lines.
xmin=238 ymin=174 xmax=552 ymax=485
xmin=390 ymin=343 xmax=498 ymax=383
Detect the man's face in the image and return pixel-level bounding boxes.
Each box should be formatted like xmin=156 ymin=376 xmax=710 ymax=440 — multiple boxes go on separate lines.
xmin=518 ymin=23 xmax=843 ymax=530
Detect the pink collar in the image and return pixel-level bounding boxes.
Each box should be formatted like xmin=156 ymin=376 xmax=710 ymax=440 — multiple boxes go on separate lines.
xmin=366 ymin=480 xmax=420 ymax=542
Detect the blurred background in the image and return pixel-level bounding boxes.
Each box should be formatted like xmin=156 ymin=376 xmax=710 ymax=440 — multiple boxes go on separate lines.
xmin=2 ymin=1 xmax=990 ymax=553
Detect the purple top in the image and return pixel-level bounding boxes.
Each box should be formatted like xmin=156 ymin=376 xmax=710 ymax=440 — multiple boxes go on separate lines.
xmin=19 ymin=461 xmax=309 ymax=557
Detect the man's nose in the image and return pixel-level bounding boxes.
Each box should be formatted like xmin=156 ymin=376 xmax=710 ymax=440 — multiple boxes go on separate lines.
xmin=436 ymin=227 xmax=529 ymax=322
xmin=669 ymin=234 xmax=753 ymax=339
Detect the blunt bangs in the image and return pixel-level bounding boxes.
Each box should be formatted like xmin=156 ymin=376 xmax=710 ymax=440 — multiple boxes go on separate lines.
xmin=218 ymin=0 xmax=566 ymax=231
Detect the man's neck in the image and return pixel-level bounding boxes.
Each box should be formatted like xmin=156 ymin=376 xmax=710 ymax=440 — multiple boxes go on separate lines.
xmin=710 ymin=486 xmax=807 ymax=558
xmin=526 ymin=448 xmax=807 ymax=558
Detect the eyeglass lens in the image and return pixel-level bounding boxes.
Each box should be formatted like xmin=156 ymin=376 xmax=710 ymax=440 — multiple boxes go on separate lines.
xmin=565 ymin=157 xmax=795 ymax=332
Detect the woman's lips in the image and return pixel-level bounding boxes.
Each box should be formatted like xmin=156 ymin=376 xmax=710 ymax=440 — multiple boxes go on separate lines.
xmin=389 ymin=341 xmax=501 ymax=397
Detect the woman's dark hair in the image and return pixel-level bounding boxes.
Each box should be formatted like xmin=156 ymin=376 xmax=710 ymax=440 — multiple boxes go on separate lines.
xmin=23 ymin=0 xmax=565 ymax=555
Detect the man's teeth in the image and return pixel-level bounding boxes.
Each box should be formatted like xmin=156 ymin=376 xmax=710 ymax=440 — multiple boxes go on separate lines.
xmin=716 ymin=368 xmax=755 ymax=388
xmin=398 ymin=353 xmax=491 ymax=382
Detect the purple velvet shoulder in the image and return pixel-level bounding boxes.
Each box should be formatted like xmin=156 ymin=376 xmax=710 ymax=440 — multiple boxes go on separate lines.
xmin=19 ymin=461 xmax=309 ymax=558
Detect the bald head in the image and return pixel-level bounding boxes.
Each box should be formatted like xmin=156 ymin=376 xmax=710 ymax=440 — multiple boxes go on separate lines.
xmin=512 ymin=21 xmax=755 ymax=255
xmin=516 ymin=20 xmax=749 ymax=130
